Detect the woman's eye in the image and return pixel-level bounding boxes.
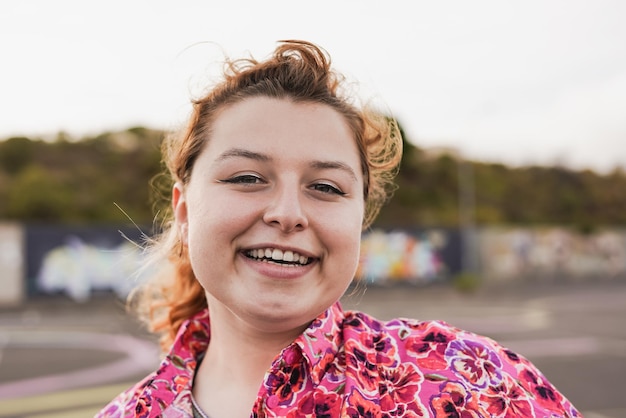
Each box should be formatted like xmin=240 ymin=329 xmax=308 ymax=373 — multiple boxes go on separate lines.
xmin=222 ymin=174 xmax=263 ymax=185
xmin=312 ymin=183 xmax=346 ymax=196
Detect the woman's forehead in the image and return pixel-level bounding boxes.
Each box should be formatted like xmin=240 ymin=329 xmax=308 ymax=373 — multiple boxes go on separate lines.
xmin=204 ymin=97 xmax=360 ymax=162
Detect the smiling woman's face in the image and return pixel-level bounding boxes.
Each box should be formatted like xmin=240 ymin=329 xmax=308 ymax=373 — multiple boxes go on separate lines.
xmin=173 ymin=96 xmax=365 ymax=334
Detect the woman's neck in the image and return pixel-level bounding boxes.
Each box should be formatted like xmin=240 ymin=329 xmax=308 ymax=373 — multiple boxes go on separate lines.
xmin=204 ymin=296 xmax=307 ymax=376
xmin=192 ymin=296 xmax=309 ymax=418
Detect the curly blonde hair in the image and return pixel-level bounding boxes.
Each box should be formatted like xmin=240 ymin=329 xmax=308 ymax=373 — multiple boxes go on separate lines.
xmin=133 ymin=40 xmax=403 ymax=351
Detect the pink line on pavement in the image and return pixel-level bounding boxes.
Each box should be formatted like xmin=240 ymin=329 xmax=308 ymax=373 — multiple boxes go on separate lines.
xmin=0 ymin=332 xmax=159 ymax=399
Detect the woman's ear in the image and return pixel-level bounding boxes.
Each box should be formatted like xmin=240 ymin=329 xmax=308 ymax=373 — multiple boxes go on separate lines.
xmin=172 ymin=182 xmax=189 ymax=245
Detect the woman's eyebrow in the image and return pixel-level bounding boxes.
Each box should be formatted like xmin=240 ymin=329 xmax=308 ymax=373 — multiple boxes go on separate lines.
xmin=215 ymin=149 xmax=358 ymax=181
xmin=310 ymin=160 xmax=358 ymax=182
xmin=216 ymin=148 xmax=271 ymax=162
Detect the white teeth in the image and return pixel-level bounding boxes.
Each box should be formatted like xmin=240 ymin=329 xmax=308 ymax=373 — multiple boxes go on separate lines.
xmin=247 ymin=248 xmax=310 ymax=265
xmin=271 ymin=249 xmax=283 ymax=260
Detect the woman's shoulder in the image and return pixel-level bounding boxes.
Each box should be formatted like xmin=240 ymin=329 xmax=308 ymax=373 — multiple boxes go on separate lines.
xmin=341 ymin=308 xmax=534 ymax=371
xmin=340 ymin=309 xmax=581 ymax=416
xmin=342 ymin=308 xmax=468 ymax=341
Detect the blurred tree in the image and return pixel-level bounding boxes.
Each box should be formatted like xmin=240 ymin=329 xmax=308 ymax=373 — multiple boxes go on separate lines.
xmin=1 ymin=125 xmax=625 ymax=227
xmin=0 ymin=136 xmax=36 ymax=174
xmin=6 ymin=165 xmax=73 ymax=221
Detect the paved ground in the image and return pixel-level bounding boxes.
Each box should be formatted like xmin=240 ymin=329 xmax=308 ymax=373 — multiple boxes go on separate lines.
xmin=0 ymin=279 xmax=624 ymax=417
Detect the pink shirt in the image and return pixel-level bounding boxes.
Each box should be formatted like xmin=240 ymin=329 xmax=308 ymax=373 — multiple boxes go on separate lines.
xmin=96 ymin=302 xmax=581 ymax=417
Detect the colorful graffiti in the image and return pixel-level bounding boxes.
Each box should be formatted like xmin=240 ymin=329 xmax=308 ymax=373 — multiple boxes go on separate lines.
xmin=21 ymin=224 xmax=624 ymax=302
xmin=356 ymin=229 xmax=456 ymax=284
xmin=25 ymin=225 xmax=461 ymax=299
xmin=479 ymin=228 xmax=626 ymax=282
xmin=36 ymin=236 xmax=150 ymax=302
xmin=26 ymin=225 xmax=151 ymax=301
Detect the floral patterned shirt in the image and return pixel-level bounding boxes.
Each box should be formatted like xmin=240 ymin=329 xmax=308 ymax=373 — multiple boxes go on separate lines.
xmin=96 ymin=302 xmax=581 ymax=417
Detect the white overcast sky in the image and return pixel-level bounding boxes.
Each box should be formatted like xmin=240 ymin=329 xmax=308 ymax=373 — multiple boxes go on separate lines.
xmin=1 ymin=0 xmax=625 ymax=173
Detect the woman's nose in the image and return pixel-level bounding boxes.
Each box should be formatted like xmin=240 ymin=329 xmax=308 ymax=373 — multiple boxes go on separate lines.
xmin=262 ymin=184 xmax=308 ymax=233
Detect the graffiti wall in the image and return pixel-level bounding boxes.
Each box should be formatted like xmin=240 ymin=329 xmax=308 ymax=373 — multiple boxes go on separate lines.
xmin=12 ymin=223 xmax=625 ymax=303
xmin=479 ymin=227 xmax=626 ymax=282
xmin=23 ymin=225 xmax=462 ymax=299
xmin=356 ymin=228 xmax=462 ymax=285
xmin=25 ymin=225 xmax=152 ymax=301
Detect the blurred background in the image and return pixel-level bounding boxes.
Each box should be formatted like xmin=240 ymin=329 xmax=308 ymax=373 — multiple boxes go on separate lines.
xmin=1 ymin=1 xmax=625 ymax=417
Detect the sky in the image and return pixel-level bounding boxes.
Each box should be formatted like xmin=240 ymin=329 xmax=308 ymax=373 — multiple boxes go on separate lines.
xmin=1 ymin=0 xmax=625 ymax=173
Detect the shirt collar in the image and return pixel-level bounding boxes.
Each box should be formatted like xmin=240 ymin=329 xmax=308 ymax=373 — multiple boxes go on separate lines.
xmin=170 ymin=308 xmax=211 ymax=363
xmin=138 ymin=309 xmax=211 ymax=417
xmin=160 ymin=301 xmax=345 ymax=392
xmin=293 ymin=301 xmax=345 ymax=385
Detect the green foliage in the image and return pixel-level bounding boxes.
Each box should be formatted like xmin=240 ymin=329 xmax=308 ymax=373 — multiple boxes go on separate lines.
xmin=374 ymin=121 xmax=626 ymax=228
xmin=6 ymin=165 xmax=73 ymax=221
xmin=0 ymin=123 xmax=625 ymax=228
xmin=0 ymin=136 xmax=36 ymax=174
xmin=0 ymin=127 xmax=164 ymax=224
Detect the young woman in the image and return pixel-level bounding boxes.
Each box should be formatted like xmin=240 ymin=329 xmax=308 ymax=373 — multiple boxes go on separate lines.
xmin=97 ymin=40 xmax=580 ymax=418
